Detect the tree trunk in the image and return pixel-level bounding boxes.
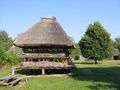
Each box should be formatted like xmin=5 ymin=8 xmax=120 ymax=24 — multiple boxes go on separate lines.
xmin=94 ymin=59 xmax=98 ymax=64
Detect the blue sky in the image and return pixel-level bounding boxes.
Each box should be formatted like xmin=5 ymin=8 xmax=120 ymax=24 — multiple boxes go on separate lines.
xmin=0 ymin=0 xmax=120 ymax=42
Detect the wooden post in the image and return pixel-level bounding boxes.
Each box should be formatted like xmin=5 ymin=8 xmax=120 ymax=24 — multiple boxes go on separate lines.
xmin=42 ymin=68 xmax=45 ymax=75
xmin=12 ymin=67 xmax=15 ymax=75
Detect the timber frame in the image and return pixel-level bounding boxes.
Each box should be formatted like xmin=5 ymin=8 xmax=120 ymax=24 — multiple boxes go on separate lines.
xmin=12 ymin=48 xmax=73 ymax=75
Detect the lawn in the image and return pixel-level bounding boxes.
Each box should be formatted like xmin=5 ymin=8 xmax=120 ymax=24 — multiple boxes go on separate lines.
xmin=0 ymin=60 xmax=120 ymax=90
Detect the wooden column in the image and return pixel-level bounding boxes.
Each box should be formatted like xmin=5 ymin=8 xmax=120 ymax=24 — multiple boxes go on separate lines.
xmin=12 ymin=67 xmax=15 ymax=75
xmin=42 ymin=68 xmax=45 ymax=75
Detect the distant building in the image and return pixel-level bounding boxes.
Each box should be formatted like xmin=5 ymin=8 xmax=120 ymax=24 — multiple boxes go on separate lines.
xmin=113 ymin=49 xmax=120 ymax=60
xmin=74 ymin=55 xmax=86 ymax=60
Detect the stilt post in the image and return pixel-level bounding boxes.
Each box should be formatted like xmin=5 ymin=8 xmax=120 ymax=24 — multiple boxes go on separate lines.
xmin=12 ymin=67 xmax=15 ymax=75
xmin=42 ymin=68 xmax=45 ymax=75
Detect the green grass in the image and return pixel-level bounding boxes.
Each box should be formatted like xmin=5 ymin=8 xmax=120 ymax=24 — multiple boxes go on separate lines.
xmin=0 ymin=60 xmax=120 ymax=90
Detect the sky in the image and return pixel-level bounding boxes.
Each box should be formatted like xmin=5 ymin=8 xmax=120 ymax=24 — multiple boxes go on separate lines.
xmin=0 ymin=0 xmax=120 ymax=42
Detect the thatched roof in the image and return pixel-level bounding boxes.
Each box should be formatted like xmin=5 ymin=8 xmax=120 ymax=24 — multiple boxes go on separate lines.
xmin=14 ymin=16 xmax=74 ymax=48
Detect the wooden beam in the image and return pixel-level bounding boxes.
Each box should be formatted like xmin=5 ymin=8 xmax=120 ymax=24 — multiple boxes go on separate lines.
xmin=12 ymin=68 xmax=15 ymax=75
xmin=42 ymin=68 xmax=45 ymax=75
xmin=22 ymin=53 xmax=67 ymax=59
xmin=0 ymin=75 xmax=16 ymax=83
xmin=8 ymin=78 xmax=21 ymax=86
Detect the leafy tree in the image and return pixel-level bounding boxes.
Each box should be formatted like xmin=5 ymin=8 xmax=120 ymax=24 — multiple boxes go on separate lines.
xmin=0 ymin=30 xmax=13 ymax=51
xmin=0 ymin=46 xmax=6 ymax=65
xmin=107 ymin=40 xmax=114 ymax=59
xmin=79 ymin=21 xmax=112 ymax=64
xmin=114 ymin=37 xmax=120 ymax=51
xmin=69 ymin=37 xmax=81 ymax=59
xmin=0 ymin=45 xmax=10 ymax=66
xmin=70 ymin=43 xmax=81 ymax=59
xmin=6 ymin=51 xmax=21 ymax=65
xmin=0 ymin=30 xmax=20 ymax=66
xmin=113 ymin=37 xmax=120 ymax=59
xmin=0 ymin=46 xmax=21 ymax=66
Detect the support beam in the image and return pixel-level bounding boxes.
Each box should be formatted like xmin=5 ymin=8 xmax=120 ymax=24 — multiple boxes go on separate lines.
xmin=42 ymin=68 xmax=45 ymax=75
xmin=12 ymin=67 xmax=15 ymax=75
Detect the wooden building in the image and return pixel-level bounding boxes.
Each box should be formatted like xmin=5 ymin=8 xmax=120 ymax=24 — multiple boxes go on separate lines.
xmin=13 ymin=16 xmax=74 ymax=75
xmin=113 ymin=49 xmax=120 ymax=60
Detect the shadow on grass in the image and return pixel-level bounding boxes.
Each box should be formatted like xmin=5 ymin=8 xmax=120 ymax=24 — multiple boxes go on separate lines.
xmin=70 ymin=66 xmax=120 ymax=90
xmin=79 ymin=62 xmax=94 ymax=64
xmin=16 ymin=69 xmax=70 ymax=75
xmin=87 ymin=84 xmax=116 ymax=90
xmin=74 ymin=60 xmax=103 ymax=65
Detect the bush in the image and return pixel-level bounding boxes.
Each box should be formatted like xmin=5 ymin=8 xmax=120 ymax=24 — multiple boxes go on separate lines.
xmin=6 ymin=51 xmax=21 ymax=65
xmin=0 ymin=45 xmax=21 ymax=67
xmin=0 ymin=46 xmax=7 ymax=66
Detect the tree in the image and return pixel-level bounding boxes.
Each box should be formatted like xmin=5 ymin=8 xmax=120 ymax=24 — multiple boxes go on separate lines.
xmin=107 ymin=40 xmax=114 ymax=59
xmin=69 ymin=37 xmax=81 ymax=59
xmin=0 ymin=30 xmax=13 ymax=51
xmin=114 ymin=37 xmax=120 ymax=51
xmin=79 ymin=21 xmax=112 ymax=64
xmin=70 ymin=43 xmax=81 ymax=59
xmin=113 ymin=37 xmax=120 ymax=59
xmin=0 ymin=30 xmax=20 ymax=66
xmin=0 ymin=45 xmax=9 ymax=66
xmin=0 ymin=46 xmax=6 ymax=65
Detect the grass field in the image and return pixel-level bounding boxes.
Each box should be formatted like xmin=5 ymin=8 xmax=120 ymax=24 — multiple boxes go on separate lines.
xmin=0 ymin=60 xmax=120 ymax=90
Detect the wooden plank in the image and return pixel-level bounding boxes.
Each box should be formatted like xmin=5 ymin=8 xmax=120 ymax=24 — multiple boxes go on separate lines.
xmin=17 ymin=66 xmax=70 ymax=69
xmin=22 ymin=53 xmax=67 ymax=59
xmin=0 ymin=75 xmax=16 ymax=83
xmin=21 ymin=61 xmax=66 ymax=68
xmin=0 ymin=81 xmax=5 ymax=85
xmin=8 ymin=78 xmax=21 ymax=86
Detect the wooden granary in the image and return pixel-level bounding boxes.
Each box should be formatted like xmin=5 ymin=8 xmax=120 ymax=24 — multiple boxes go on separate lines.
xmin=13 ymin=16 xmax=74 ymax=75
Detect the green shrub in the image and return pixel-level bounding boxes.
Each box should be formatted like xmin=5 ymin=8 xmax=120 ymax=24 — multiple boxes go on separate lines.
xmin=6 ymin=51 xmax=21 ymax=65
xmin=0 ymin=46 xmax=7 ymax=66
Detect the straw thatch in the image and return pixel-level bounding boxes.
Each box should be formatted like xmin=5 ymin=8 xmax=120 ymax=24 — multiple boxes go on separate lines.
xmin=14 ymin=16 xmax=74 ymax=48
